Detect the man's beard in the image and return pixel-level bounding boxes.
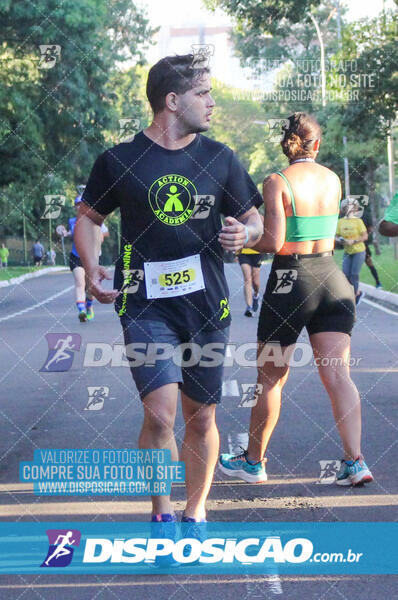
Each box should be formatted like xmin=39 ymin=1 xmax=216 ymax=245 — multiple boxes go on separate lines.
xmin=189 ymin=124 xmax=209 ymax=134
xmin=178 ymin=115 xmax=209 ymax=136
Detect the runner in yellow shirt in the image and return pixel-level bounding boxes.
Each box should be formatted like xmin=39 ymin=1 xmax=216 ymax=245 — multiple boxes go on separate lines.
xmin=336 ymin=198 xmax=368 ymax=305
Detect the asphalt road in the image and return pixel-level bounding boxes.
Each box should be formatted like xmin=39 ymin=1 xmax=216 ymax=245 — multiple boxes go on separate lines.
xmin=0 ymin=265 xmax=397 ymax=598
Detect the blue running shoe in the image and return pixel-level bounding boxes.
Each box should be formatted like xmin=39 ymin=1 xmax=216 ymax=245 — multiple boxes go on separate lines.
xmin=151 ymin=513 xmax=177 ymax=523
xmin=180 ymin=515 xmax=207 ymax=563
xmin=181 ymin=515 xmax=207 ymax=537
xmin=336 ymin=456 xmax=373 ymax=486
xmin=150 ymin=513 xmax=180 ymax=567
xmin=219 ymin=449 xmax=267 ymax=483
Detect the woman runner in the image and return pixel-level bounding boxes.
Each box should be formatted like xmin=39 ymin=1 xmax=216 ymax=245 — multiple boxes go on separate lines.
xmin=219 ymin=112 xmax=373 ymax=487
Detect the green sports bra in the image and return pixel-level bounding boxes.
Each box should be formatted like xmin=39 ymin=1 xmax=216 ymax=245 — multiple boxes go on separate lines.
xmin=275 ymin=171 xmax=339 ymax=243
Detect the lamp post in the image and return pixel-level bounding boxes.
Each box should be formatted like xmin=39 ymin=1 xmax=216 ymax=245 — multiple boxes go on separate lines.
xmin=387 ymin=124 xmax=397 ymax=258
xmin=343 ymin=136 xmax=350 ymax=197
xmin=387 ymin=130 xmax=395 ymax=199
xmin=336 ymin=1 xmax=351 ymax=199
xmin=309 ymin=13 xmax=326 ymax=108
xmin=22 ymin=196 xmax=27 ymax=264
xmin=310 ymin=8 xmax=351 ymax=200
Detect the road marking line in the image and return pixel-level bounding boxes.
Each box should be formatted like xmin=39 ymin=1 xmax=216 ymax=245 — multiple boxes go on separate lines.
xmin=0 ymin=577 xmax=335 ymax=589
xmin=0 ymin=286 xmax=74 ymax=323
xmin=362 ymin=298 xmax=398 ymax=316
xmin=246 ymin=574 xmax=283 ymax=596
xmin=222 ymin=380 xmax=239 ymax=397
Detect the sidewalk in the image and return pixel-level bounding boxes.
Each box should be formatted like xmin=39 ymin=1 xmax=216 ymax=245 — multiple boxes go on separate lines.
xmin=0 ymin=266 xmax=68 ymax=288
xmin=361 ymin=282 xmax=398 ymax=309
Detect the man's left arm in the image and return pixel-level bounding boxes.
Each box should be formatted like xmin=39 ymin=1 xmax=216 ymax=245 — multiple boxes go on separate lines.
xmin=218 ymin=151 xmax=263 ymax=252
xmin=218 ymin=207 xmax=263 ymax=253
xmin=378 ymin=192 xmax=398 ymax=236
xmin=379 ymin=220 xmax=398 ymax=237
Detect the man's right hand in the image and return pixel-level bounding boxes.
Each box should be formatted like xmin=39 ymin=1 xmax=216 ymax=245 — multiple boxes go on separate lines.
xmin=87 ymin=265 xmax=120 ymax=304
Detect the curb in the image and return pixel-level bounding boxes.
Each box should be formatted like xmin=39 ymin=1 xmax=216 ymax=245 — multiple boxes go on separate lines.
xmin=0 ymin=266 xmax=68 ymax=288
xmin=361 ymin=282 xmax=398 ymax=307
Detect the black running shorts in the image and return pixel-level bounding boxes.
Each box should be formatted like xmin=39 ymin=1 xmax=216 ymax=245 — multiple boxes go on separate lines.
xmin=238 ymin=253 xmax=264 ymax=268
xmin=257 ymin=254 xmax=356 ymax=347
xmin=69 ymin=252 xmax=83 ymax=271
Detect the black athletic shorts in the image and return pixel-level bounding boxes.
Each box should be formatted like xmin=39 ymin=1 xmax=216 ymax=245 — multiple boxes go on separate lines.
xmin=238 ymin=253 xmax=264 ymax=268
xmin=257 ymin=254 xmax=356 ymax=347
xmin=121 ymin=317 xmax=229 ymax=404
xmin=69 ymin=252 xmax=83 ymax=271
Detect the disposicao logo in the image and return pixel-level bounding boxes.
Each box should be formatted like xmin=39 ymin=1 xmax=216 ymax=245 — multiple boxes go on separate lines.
xmin=41 ymin=529 xmax=81 ymax=567
xmin=40 ymin=333 xmax=81 ymax=372
xmin=82 ymin=535 xmax=313 ymax=565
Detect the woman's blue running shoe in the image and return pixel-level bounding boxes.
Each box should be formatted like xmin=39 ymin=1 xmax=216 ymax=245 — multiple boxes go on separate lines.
xmin=336 ymin=456 xmax=373 ymax=486
xmin=219 ymin=449 xmax=267 ymax=483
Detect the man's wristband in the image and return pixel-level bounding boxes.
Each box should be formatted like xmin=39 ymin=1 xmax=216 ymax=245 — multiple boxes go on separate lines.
xmin=244 ymin=226 xmax=250 ymax=245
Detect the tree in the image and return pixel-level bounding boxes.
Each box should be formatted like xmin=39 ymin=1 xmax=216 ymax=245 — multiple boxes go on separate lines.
xmin=0 ymin=0 xmax=155 ymax=243
xmin=205 ymin=0 xmax=397 ymax=239
xmin=335 ymin=11 xmax=398 ymax=246
xmin=204 ymin=0 xmax=323 ymax=36
xmin=205 ymin=79 xmax=285 ymax=191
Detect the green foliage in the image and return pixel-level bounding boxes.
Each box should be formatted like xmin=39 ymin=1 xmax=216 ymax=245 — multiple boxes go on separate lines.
xmin=0 ymin=0 xmax=155 ymax=241
xmin=334 ymin=246 xmax=398 ymax=293
xmin=231 ymin=3 xmax=342 ymax=70
xmin=205 ymin=0 xmax=397 ymax=216
xmin=204 ymin=0 xmax=323 ymax=36
xmin=205 ymin=79 xmax=285 ymax=189
xmin=339 ymin=14 xmax=398 ymax=135
xmin=322 ymin=12 xmax=398 ymax=212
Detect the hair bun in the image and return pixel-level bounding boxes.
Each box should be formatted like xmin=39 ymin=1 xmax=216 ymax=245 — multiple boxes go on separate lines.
xmin=282 ymin=132 xmax=303 ymax=156
xmin=280 ymin=112 xmax=321 ymax=160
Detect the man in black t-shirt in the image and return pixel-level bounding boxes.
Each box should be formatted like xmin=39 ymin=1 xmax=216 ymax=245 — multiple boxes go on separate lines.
xmin=75 ymin=54 xmax=263 ymax=525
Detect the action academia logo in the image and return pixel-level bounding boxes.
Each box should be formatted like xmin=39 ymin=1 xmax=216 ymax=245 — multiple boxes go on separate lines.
xmin=148 ymin=174 xmax=197 ymax=226
xmin=41 ymin=529 xmax=81 ymax=567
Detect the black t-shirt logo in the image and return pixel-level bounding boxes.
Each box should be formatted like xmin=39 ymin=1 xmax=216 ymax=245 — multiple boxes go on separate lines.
xmin=148 ymin=174 xmax=197 ymax=226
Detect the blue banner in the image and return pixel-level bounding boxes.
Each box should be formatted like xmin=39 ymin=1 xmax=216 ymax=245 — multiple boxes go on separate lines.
xmin=0 ymin=522 xmax=397 ymax=574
